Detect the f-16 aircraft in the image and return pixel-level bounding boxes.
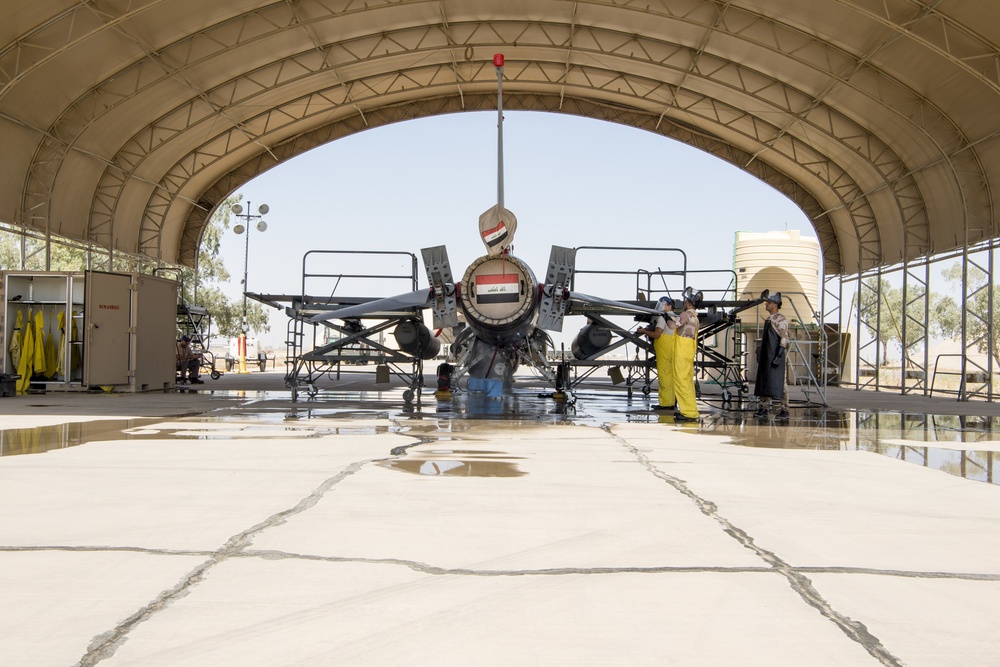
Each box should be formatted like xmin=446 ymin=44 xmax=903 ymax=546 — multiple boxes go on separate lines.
xmin=267 ymin=54 xmax=768 ymax=401
xmin=302 ymin=54 xmax=670 ymax=398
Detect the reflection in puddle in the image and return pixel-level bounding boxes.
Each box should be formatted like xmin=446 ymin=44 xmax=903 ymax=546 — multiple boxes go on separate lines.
xmin=431 ymin=392 xmax=578 ymax=422
xmin=0 ymin=418 xmax=399 ymax=457
xmin=0 ymin=419 xmax=162 ymax=457
xmin=698 ymin=409 xmax=998 ymax=486
xmin=2 ymin=390 xmax=999 ymax=488
xmin=380 ymin=450 xmax=527 ymax=477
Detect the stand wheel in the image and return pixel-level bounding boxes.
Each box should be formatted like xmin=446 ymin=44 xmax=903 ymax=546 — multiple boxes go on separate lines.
xmin=641 ymin=385 xmax=651 ymax=396
xmin=210 ymin=370 xmax=221 ymax=380
xmin=403 ymin=389 xmax=415 ymax=402
xmin=307 ymin=383 xmax=318 ymax=397
xmin=722 ymin=389 xmax=732 ymax=403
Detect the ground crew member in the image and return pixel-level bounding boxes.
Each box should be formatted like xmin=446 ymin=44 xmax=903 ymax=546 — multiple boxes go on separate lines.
xmin=637 ymin=296 xmax=676 ymax=410
xmin=754 ymin=291 xmax=790 ymax=419
xmin=176 ymin=335 xmax=203 ymax=385
xmin=673 ymin=287 xmax=702 ymax=421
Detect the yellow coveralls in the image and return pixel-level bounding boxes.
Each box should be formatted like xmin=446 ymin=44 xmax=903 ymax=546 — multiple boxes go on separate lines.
xmin=16 ymin=314 xmax=34 ymax=394
xmin=653 ymin=326 xmax=675 ymax=408
xmin=32 ymin=309 xmax=47 ymax=378
xmin=673 ymin=308 xmax=699 ymax=419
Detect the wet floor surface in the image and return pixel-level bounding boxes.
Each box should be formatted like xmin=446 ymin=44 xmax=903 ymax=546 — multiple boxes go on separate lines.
xmin=2 ymin=382 xmax=1000 ymax=666
xmin=3 ymin=387 xmax=997 ymax=486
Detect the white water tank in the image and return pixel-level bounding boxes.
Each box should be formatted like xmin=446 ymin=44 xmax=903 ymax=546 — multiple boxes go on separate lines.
xmin=734 ymin=230 xmax=821 ymax=322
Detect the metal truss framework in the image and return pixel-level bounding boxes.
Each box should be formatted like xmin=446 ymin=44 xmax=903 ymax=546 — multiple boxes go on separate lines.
xmin=5 ymin=1 xmax=996 ymax=274
xmin=4 ymin=1 xmax=1000 ymax=400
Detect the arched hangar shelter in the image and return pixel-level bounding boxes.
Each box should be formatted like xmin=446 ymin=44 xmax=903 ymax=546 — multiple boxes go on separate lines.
xmin=2 ymin=1 xmax=1000 ymax=397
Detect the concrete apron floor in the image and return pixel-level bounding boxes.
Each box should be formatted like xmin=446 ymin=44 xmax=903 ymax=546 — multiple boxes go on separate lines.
xmin=1 ymin=371 xmax=999 ymax=666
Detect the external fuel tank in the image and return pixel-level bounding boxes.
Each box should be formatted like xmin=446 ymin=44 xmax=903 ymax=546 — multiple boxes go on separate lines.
xmin=392 ymin=320 xmax=440 ymax=360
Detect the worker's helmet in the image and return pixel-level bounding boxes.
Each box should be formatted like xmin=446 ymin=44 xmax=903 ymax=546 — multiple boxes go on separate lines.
xmin=180 ymin=335 xmax=191 ymax=342
xmin=682 ymin=287 xmax=703 ymax=308
xmin=655 ymin=296 xmax=672 ymax=312
xmin=764 ymin=291 xmax=783 ymax=307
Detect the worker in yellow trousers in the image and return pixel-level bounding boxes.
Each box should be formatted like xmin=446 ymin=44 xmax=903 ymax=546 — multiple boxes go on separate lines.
xmin=637 ymin=296 xmax=677 ymax=410
xmin=673 ymin=287 xmax=702 ymax=422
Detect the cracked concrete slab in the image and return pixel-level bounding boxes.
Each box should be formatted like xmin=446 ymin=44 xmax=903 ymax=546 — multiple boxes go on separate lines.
xmin=0 ymin=434 xmax=404 ymax=551
xmin=250 ymin=426 xmax=764 ymax=571
xmin=0 ymin=551 xmax=205 ymax=667
xmin=103 ymin=560 xmax=882 ymax=666
xmin=1 ymin=381 xmax=999 ymax=665
xmin=808 ymin=574 xmax=1000 ymax=667
xmin=612 ymin=424 xmax=1000 ymax=575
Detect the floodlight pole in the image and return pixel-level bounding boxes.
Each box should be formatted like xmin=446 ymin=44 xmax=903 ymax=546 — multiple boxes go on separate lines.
xmin=231 ymin=201 xmax=269 ymax=374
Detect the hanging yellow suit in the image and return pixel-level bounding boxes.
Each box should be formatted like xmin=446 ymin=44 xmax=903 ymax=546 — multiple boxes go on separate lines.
xmin=32 ymin=309 xmax=47 ymax=378
xmin=44 ymin=327 xmax=58 ymax=379
xmin=16 ymin=312 xmax=34 ymax=394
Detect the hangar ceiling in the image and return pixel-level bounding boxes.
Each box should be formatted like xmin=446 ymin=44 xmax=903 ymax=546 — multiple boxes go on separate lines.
xmin=2 ymin=0 xmax=999 ymax=274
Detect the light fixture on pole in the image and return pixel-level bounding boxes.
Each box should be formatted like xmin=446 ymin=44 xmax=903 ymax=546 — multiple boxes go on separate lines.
xmin=231 ymin=201 xmax=270 ymax=374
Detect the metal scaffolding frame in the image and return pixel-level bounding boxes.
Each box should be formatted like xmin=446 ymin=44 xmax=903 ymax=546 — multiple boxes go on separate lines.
xmin=829 ymin=238 xmax=1000 ymax=402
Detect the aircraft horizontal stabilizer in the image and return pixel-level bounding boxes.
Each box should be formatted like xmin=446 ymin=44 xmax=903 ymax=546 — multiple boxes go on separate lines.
xmin=568 ymin=292 xmax=660 ymax=316
xmin=309 ymin=288 xmax=432 ymax=322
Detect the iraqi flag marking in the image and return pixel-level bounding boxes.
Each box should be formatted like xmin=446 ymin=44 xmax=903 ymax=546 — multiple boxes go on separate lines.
xmin=481 ymin=221 xmax=508 ymax=247
xmin=476 ymin=273 xmax=519 ymax=303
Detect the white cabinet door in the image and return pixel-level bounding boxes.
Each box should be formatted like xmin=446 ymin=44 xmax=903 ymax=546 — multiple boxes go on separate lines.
xmin=84 ymin=272 xmax=131 ymax=386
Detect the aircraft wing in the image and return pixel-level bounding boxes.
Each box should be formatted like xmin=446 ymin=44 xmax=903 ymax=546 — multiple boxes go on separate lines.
xmin=567 ymin=292 xmax=661 ymax=317
xmin=308 ymin=288 xmax=432 ymax=323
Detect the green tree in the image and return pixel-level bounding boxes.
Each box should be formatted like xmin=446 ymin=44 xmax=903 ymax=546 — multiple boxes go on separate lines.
xmin=858 ymin=277 xmax=902 ymax=364
xmin=858 ymin=276 xmax=957 ymax=366
xmin=180 ymin=194 xmax=270 ymax=341
xmin=0 ymin=233 xmax=19 ymax=270
xmin=0 ymin=195 xmax=269 ymax=341
xmin=0 ymin=233 xmax=87 ymax=271
xmin=940 ymin=263 xmax=1000 ymax=367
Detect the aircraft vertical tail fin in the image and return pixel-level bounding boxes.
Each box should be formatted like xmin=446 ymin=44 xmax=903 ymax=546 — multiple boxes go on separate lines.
xmin=421 ymin=245 xmax=458 ymax=329
xmin=538 ymin=245 xmax=576 ymax=332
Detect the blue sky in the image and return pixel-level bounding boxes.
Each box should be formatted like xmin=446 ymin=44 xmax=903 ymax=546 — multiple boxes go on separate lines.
xmin=222 ymin=111 xmax=816 ymax=347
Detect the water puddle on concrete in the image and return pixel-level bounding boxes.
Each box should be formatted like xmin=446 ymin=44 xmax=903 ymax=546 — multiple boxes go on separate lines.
xmin=0 ymin=418 xmax=164 ymax=457
xmin=689 ymin=409 xmax=1000 ymax=486
xmin=0 ymin=417 xmax=402 ymax=456
xmin=406 ymin=392 xmax=578 ymax=423
xmin=2 ymin=392 xmax=998 ymax=487
xmin=379 ymin=450 xmax=528 ymax=477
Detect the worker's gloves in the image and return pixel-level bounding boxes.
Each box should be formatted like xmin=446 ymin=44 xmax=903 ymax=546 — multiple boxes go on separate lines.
xmin=771 ymin=346 xmax=785 ymax=367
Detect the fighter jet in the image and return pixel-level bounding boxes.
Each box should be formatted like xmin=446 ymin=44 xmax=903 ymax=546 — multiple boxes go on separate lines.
xmin=300 ymin=55 xmax=674 ymax=398
xmin=292 ymin=55 xmax=768 ymax=401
